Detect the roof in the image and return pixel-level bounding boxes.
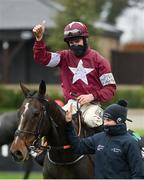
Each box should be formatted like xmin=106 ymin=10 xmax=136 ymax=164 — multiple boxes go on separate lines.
xmin=0 ymin=0 xmax=63 ymax=30
xmin=95 ymin=21 xmax=123 ymax=38
xmin=0 ymin=0 xmax=122 ymax=40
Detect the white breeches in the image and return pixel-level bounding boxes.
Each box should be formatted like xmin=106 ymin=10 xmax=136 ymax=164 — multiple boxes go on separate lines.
xmin=62 ymin=99 xmax=103 ymax=128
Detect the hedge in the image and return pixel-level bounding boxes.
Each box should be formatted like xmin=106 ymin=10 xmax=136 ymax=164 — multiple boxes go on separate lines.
xmin=0 ymin=86 xmax=144 ymax=110
xmin=104 ymin=88 xmax=144 ymax=108
xmin=0 ymin=86 xmax=64 ymax=111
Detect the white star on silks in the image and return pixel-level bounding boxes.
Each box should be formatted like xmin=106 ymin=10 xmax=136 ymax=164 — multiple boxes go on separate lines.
xmin=69 ymin=60 xmax=94 ymax=85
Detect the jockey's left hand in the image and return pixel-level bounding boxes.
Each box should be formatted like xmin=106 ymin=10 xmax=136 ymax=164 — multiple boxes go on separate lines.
xmin=77 ymin=94 xmax=94 ymax=106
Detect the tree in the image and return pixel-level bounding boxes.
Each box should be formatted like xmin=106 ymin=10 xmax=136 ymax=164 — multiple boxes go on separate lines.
xmin=47 ymin=0 xmax=144 ymax=50
xmin=102 ymin=0 xmax=144 ymax=24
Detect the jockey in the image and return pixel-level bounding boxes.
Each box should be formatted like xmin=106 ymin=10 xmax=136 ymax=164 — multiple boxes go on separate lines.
xmin=33 ymin=21 xmax=116 ymax=129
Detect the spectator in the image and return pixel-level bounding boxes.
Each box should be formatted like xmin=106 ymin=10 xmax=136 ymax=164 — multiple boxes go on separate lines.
xmin=65 ymin=100 xmax=144 ymax=179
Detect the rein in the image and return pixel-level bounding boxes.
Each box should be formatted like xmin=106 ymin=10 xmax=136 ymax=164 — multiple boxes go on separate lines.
xmin=70 ymin=93 xmax=83 ymax=136
xmin=76 ymin=100 xmax=82 ymax=136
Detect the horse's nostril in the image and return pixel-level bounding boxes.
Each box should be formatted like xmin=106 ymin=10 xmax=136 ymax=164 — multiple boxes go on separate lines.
xmin=15 ymin=150 xmax=22 ymax=156
xmin=11 ymin=150 xmax=23 ymax=162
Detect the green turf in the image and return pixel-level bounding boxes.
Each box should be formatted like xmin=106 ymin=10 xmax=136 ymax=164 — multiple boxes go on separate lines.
xmin=0 ymin=171 xmax=43 ymax=179
xmin=134 ymin=129 xmax=144 ymax=136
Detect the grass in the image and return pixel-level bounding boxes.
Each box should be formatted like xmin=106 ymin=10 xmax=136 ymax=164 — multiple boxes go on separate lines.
xmin=0 ymin=171 xmax=43 ymax=179
xmin=134 ymin=129 xmax=144 ymax=136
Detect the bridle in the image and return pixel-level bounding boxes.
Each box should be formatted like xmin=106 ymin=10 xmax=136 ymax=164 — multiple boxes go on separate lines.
xmin=15 ymin=95 xmax=71 ymax=152
xmin=15 ymin=95 xmax=48 ymax=150
xmin=14 ymin=94 xmax=85 ymax=165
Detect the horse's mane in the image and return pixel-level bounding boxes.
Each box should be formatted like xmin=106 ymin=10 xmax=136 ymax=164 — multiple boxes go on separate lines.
xmin=45 ymin=99 xmax=66 ymax=126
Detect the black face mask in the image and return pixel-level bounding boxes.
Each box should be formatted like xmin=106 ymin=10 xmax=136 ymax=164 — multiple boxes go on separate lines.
xmin=70 ymin=45 xmax=86 ymax=57
xmin=104 ymin=124 xmax=126 ymax=136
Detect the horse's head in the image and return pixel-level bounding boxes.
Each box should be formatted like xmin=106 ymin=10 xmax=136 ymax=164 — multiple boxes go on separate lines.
xmin=10 ymin=80 xmax=48 ymax=162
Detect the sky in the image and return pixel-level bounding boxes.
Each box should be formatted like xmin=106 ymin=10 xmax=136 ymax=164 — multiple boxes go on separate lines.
xmin=116 ymin=6 xmax=144 ymax=44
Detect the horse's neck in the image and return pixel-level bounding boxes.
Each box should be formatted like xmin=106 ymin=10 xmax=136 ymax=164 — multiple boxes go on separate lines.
xmin=46 ymin=100 xmax=66 ymax=127
xmin=44 ymin=101 xmax=67 ymax=146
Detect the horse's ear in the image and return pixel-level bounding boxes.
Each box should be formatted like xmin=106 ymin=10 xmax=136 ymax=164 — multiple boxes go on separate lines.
xmin=39 ymin=80 xmax=46 ymax=96
xmin=20 ymin=81 xmax=30 ymax=97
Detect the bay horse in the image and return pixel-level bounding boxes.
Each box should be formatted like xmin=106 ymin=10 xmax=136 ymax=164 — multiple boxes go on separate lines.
xmin=10 ymin=80 xmax=94 ymax=179
xmin=0 ymin=111 xmax=34 ymax=179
